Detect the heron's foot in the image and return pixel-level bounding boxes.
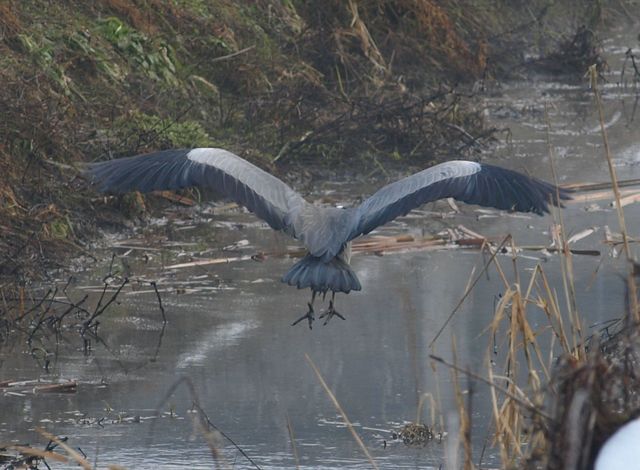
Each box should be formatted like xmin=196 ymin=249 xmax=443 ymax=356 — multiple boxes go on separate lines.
xmin=291 ymin=302 xmax=315 ymax=329
xmin=319 ymin=301 xmax=346 ymax=326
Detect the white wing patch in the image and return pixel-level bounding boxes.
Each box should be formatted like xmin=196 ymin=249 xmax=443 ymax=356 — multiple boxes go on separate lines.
xmin=430 ymin=160 xmax=482 ymax=182
xmin=187 ymin=147 xmax=235 ymax=166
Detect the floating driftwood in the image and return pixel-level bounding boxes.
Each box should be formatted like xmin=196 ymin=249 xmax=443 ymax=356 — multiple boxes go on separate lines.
xmin=567 ymin=227 xmax=598 ymax=244
xmin=1 ymin=379 xmax=77 ymax=396
xmin=156 ymin=223 xmax=601 ymax=273
xmin=102 ymin=175 xmax=640 ymax=271
xmin=603 ymin=225 xmax=638 ymax=246
xmin=519 ymin=246 xmax=600 ymax=256
xmin=614 ymin=191 xmax=640 ymax=208
xmin=563 ymin=177 xmax=640 ymax=192
xmin=352 ymin=234 xmax=449 ymax=255
xmin=567 ymin=187 xmax=640 ymax=205
xmin=165 ymin=254 xmax=256 ymax=269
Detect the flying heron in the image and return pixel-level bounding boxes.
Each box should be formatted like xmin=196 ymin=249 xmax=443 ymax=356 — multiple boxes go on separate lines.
xmin=88 ymin=147 xmax=570 ymax=328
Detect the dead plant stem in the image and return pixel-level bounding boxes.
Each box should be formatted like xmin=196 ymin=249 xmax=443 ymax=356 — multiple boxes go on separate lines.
xmin=429 ymin=355 xmax=553 ymax=421
xmin=305 ymin=354 xmax=379 ymax=470
xmin=285 ymin=413 xmax=301 ymax=470
xmin=544 ymin=103 xmax=583 ymax=352
xmin=450 ymin=337 xmax=473 ymax=470
xmin=430 ymin=235 xmax=512 ymax=347
xmin=589 ymin=65 xmax=639 ymax=321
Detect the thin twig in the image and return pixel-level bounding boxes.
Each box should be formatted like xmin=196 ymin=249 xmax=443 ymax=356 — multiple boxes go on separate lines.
xmin=35 ymin=428 xmax=92 ymax=470
xmin=154 ymin=377 xmax=261 ymax=470
xmin=429 ymin=355 xmax=554 ymax=422
xmin=429 ymin=235 xmax=512 ymax=347
xmin=82 ymin=278 xmax=129 ymax=334
xmin=15 ymin=288 xmax=52 ymax=322
xmin=192 ymin=401 xmax=260 ymax=470
xmin=151 ymin=281 xmax=167 ymax=324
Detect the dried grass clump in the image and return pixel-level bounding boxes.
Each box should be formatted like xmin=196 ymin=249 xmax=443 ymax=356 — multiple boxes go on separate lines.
xmin=448 ymin=237 xmax=640 ymax=470
xmin=464 ymin=67 xmax=640 ymax=470
xmin=523 ymin=321 xmax=640 ymax=469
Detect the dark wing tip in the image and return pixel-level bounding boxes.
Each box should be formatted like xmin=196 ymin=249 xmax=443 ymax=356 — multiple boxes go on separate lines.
xmin=558 ymin=186 xmax=575 ymax=199
xmin=539 ymin=181 xmax=574 ymax=212
xmin=478 ymin=164 xmax=572 ymax=216
xmin=86 ymin=149 xmax=193 ymax=194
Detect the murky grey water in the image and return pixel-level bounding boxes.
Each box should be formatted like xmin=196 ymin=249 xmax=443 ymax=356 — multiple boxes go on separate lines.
xmin=2 ymin=29 xmax=640 ymax=469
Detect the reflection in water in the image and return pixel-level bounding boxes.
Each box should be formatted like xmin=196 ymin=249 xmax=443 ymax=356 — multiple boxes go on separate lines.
xmin=2 ymin=29 xmax=640 ymax=469
xmin=175 ymin=318 xmax=260 ymax=369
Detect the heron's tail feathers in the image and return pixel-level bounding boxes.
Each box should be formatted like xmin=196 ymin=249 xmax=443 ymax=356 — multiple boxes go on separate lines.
xmin=282 ymin=254 xmax=361 ymax=294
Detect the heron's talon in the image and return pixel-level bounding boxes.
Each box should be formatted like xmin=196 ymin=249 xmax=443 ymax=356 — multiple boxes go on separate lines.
xmin=291 ymin=302 xmax=315 ymax=329
xmin=319 ymin=300 xmax=345 ymax=325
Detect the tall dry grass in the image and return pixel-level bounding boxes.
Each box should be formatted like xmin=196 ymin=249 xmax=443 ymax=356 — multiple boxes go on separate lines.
xmin=434 ymin=64 xmax=640 ymax=469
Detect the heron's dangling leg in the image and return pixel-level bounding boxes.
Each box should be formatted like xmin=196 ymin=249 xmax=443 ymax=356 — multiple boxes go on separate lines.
xmin=291 ymin=291 xmax=317 ymax=329
xmin=319 ymin=292 xmax=346 ymax=326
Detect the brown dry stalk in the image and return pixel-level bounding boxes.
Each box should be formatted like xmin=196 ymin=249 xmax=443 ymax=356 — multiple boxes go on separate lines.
xmin=526 ymin=267 xmax=563 ymax=349
xmin=450 ymin=337 xmax=473 ymax=470
xmin=488 ymin=290 xmax=526 ymax=462
xmin=589 ymin=65 xmax=639 ymax=322
xmin=544 ymin=104 xmax=583 ymax=353
xmin=536 ymin=266 xmax=572 ymax=355
xmin=589 ymin=66 xmax=632 ymax=259
xmin=487 ymin=362 xmax=512 ymax=464
xmin=428 ymin=348 xmax=446 ymax=432
xmin=430 ymin=355 xmax=552 ymax=421
xmin=482 ymin=253 xmax=581 ymax=462
xmin=347 ymin=0 xmax=387 ymax=74
xmin=304 ymin=353 xmax=379 ymax=470
xmin=285 ymin=413 xmax=301 ymax=470
xmin=430 ymin=235 xmax=512 ymax=347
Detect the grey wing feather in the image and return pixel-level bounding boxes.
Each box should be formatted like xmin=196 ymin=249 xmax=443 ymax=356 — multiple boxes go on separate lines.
xmin=87 ymin=148 xmax=309 ymax=239
xmin=348 ymin=160 xmax=571 ymax=241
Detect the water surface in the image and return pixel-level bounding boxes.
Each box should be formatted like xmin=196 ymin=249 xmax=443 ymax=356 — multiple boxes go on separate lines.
xmin=2 ymin=28 xmax=640 ymax=469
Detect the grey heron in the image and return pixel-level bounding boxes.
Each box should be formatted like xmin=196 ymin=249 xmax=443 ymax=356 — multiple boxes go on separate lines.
xmin=88 ymin=147 xmax=570 ymax=328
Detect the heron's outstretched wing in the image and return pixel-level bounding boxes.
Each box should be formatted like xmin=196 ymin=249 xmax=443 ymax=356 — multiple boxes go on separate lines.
xmin=87 ymin=148 xmax=309 ymax=239
xmin=348 ymin=161 xmax=571 ymax=240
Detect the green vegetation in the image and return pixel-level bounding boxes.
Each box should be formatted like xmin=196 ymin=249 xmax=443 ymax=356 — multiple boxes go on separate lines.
xmin=98 ymin=16 xmax=180 ymax=85
xmin=113 ymin=111 xmax=212 ymax=149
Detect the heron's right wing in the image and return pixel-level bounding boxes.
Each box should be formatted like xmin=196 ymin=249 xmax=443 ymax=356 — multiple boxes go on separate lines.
xmin=87 ymin=148 xmax=309 ymax=238
xmin=348 ymin=160 xmax=571 ymax=240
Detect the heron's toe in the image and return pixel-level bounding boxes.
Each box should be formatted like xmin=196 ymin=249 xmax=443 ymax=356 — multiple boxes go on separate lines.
xmin=291 ymin=302 xmax=315 ymax=329
xmin=319 ymin=301 xmax=346 ymax=326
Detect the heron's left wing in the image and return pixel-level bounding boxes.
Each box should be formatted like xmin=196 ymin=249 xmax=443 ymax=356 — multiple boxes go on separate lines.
xmin=347 ymin=160 xmax=571 ymax=241
xmin=87 ymin=148 xmax=309 ymax=238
